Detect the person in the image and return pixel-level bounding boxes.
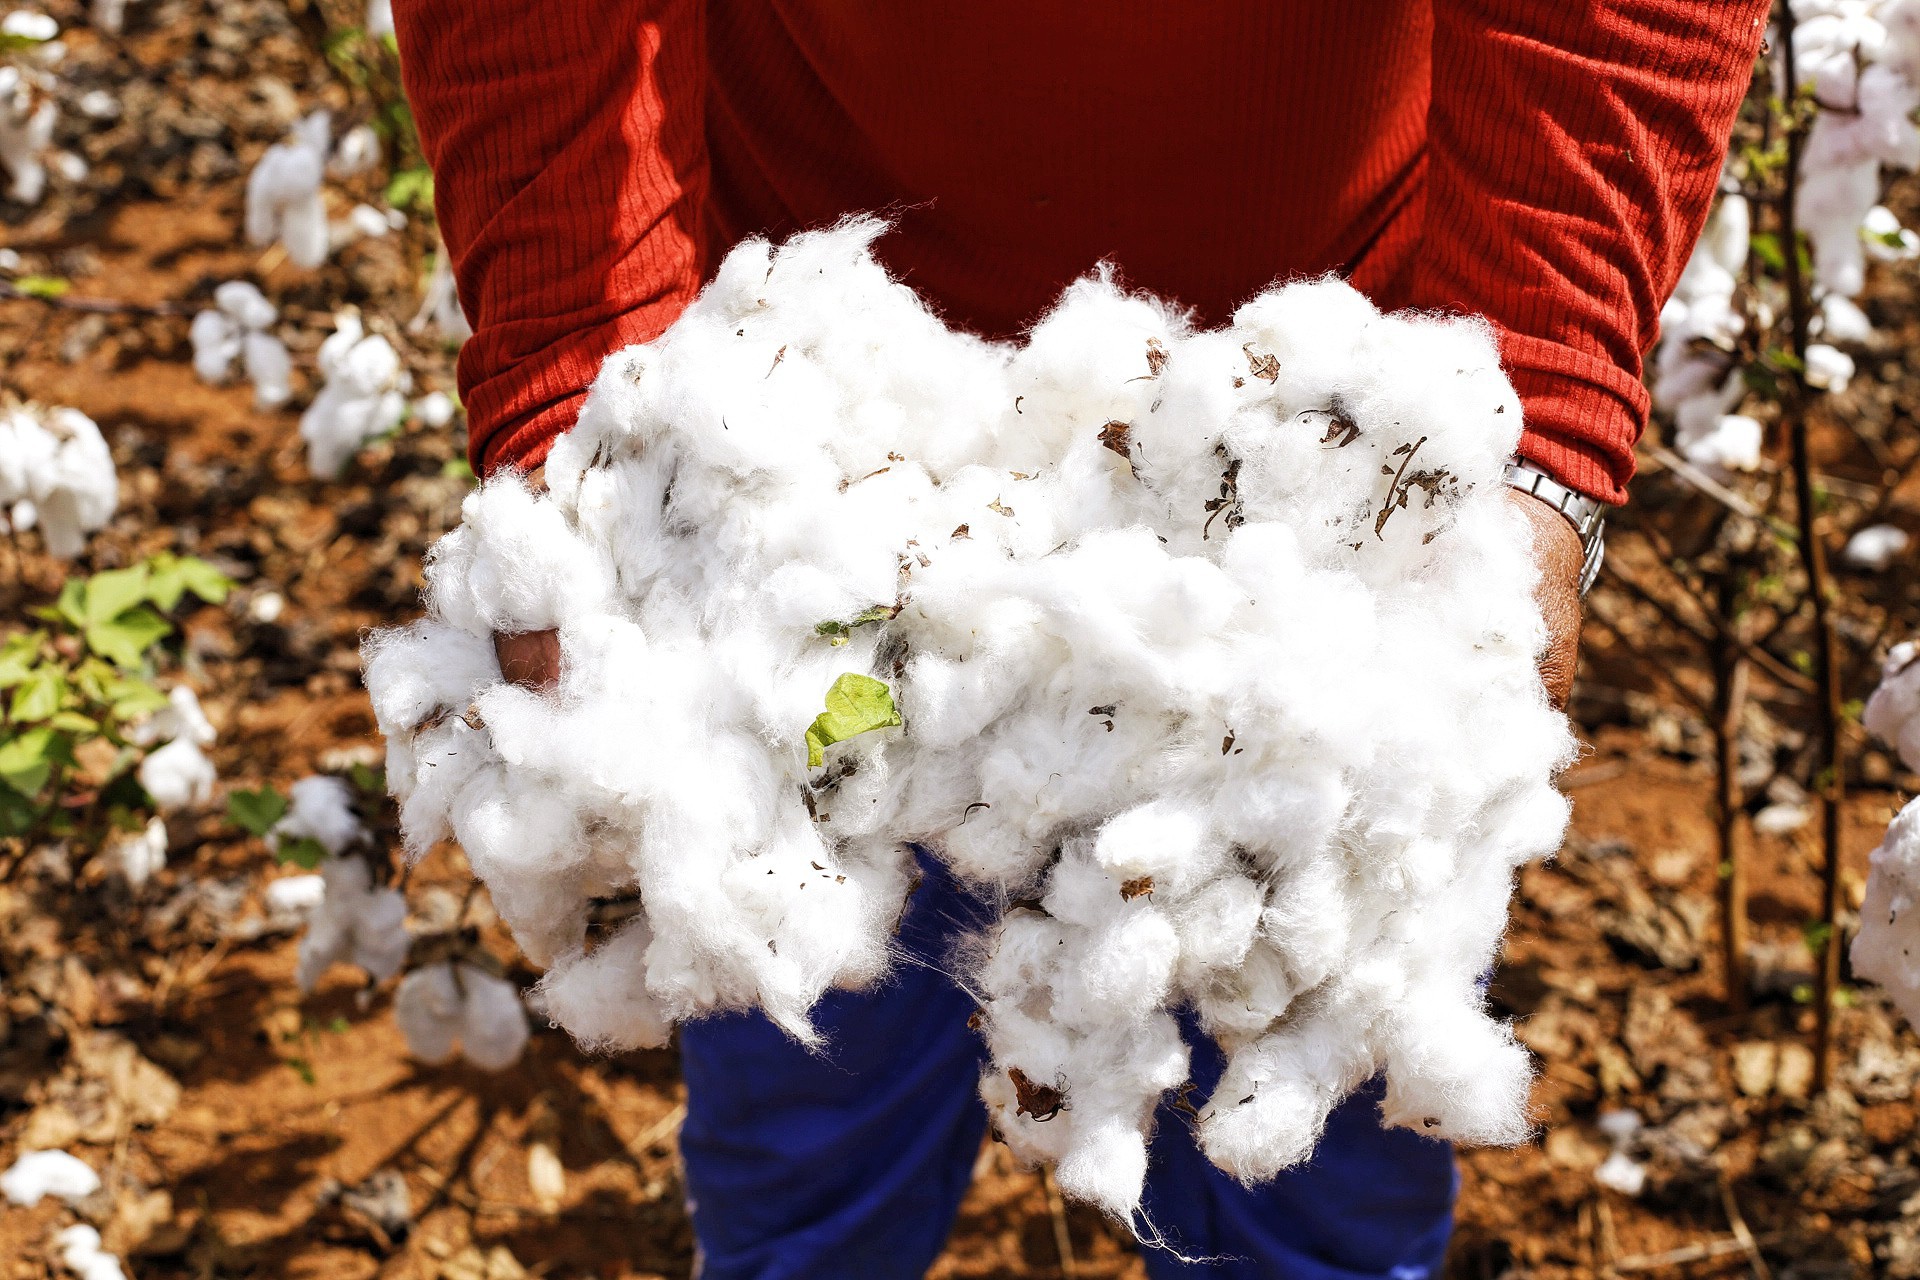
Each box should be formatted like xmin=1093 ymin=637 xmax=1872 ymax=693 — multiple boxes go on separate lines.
xmin=392 ymin=4 xmax=1769 ymax=1275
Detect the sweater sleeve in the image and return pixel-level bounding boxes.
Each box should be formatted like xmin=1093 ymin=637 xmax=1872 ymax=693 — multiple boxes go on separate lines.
xmin=394 ymin=0 xmax=708 ymax=477
xmin=1407 ymin=0 xmax=1768 ymax=504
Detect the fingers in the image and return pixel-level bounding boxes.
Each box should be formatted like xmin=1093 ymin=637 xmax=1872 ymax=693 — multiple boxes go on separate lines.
xmin=494 ymin=628 xmax=562 ymax=692
xmin=1506 ymin=487 xmax=1585 ymax=713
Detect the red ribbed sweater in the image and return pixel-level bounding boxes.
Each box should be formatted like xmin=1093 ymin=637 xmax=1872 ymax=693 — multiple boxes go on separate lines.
xmin=395 ymin=1 xmax=1768 ymax=504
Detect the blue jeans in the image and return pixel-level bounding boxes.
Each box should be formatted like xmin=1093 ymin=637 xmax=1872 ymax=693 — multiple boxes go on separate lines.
xmin=679 ymin=852 xmax=1456 ymax=1278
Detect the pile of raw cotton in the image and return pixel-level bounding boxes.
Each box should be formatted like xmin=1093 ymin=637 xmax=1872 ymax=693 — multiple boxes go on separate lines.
xmin=363 ymin=220 xmax=1575 ymax=1219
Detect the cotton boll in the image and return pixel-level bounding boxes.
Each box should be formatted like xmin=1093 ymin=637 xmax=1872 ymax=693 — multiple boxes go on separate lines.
xmin=300 ymin=313 xmax=411 ymax=476
xmin=329 ymin=124 xmax=381 ymax=178
xmin=128 ymin=685 xmax=216 ymax=747
xmin=537 ymin=922 xmax=674 ymax=1051
xmin=264 ymin=872 xmax=324 ymax=925
xmin=246 ymin=111 xmax=330 ymax=269
xmin=54 ymin=1225 xmax=125 ymax=1280
xmin=2 ymin=1149 xmax=99 ymax=1205
xmin=1804 ymin=342 xmax=1856 ymax=392
xmin=1853 ymin=797 xmax=1920 ymax=1026
xmin=0 ymin=405 xmax=116 ymax=557
xmin=0 ymin=62 xmax=55 ymax=205
xmin=295 ymin=855 xmax=410 ymax=991
xmin=1845 ymin=523 xmax=1911 ymax=570
xmin=139 ymin=737 xmax=215 ymax=811
xmin=109 ymin=815 xmax=167 ymax=889
xmin=1820 ymin=292 xmax=1875 ymax=343
xmin=1864 ymin=641 xmax=1920 ymax=770
xmin=413 ymin=391 xmax=457 ymax=428
xmin=1678 ymin=414 xmax=1764 ymax=474
xmin=394 ymin=961 xmax=528 ymax=1069
xmin=271 ymin=776 xmax=369 ymax=857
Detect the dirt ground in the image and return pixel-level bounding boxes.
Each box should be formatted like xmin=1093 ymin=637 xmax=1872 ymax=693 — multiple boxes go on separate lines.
xmin=4 ymin=3 xmax=1920 ymax=1277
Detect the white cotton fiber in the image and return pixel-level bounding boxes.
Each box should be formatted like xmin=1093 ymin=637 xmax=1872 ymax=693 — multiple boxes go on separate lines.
xmin=109 ymin=815 xmax=167 ymax=889
xmin=127 ymin=685 xmax=215 ymax=748
xmin=1865 ymin=641 xmax=1920 ymax=771
xmin=1846 ymin=523 xmax=1912 ymax=570
xmin=0 ymin=405 xmax=117 ymax=558
xmin=295 ymin=855 xmax=409 ymax=991
xmin=190 ymin=282 xmax=291 ymax=409
xmin=364 ymin=221 xmax=1575 ymax=1217
xmin=1852 ymin=797 xmax=1920 ymax=1025
xmin=54 ymin=1224 xmax=125 ymax=1280
xmin=394 ymin=961 xmax=529 ymax=1070
xmin=245 ymin=111 xmax=331 ymax=270
xmin=270 ymin=775 xmax=368 ymax=858
xmin=1 ymin=1149 xmax=99 ymax=1205
xmin=138 ymin=737 xmax=214 ymax=811
xmin=300 ymin=312 xmax=411 ymax=477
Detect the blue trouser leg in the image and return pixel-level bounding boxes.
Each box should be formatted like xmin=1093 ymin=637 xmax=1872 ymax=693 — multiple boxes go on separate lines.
xmin=678 ymin=853 xmax=996 ymax=1280
xmin=1136 ymin=1021 xmax=1457 ymax=1280
xmin=678 ymin=850 xmax=1457 ymax=1279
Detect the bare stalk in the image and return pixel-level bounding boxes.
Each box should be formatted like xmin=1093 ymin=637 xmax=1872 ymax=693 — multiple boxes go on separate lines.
xmin=1776 ymin=0 xmax=1850 ymax=1091
xmin=1713 ymin=575 xmax=1752 ymax=1013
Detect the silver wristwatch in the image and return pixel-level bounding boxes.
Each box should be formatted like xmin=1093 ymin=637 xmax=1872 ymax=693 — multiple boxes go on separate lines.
xmin=1503 ymin=460 xmax=1607 ymax=597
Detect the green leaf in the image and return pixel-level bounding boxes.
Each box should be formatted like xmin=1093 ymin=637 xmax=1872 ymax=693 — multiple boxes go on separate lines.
xmin=227 ymin=786 xmax=289 ymax=837
xmin=107 ymin=676 xmax=169 ymax=723
xmin=8 ymin=667 xmax=65 ymax=723
xmin=146 ymin=554 xmax=233 ymax=610
xmin=1749 ymin=232 xmax=1784 ymax=271
xmin=46 ymin=711 xmax=98 ymax=735
xmin=0 ymin=633 xmax=43 ymax=687
xmin=1803 ymin=920 xmax=1833 ymax=955
xmin=85 ymin=564 xmax=151 ymax=626
xmin=85 ymin=606 xmax=173 ymax=668
xmin=0 ymin=784 xmax=36 ymax=836
xmin=54 ymin=580 xmax=86 ymax=629
xmin=441 ymin=457 xmax=475 ymax=482
xmin=804 ymin=673 xmax=902 ymax=768
xmin=0 ymin=728 xmax=57 ymax=797
xmin=386 ymin=167 xmax=435 ymax=211
xmin=12 ymin=275 xmax=70 ymax=299
xmin=348 ymin=762 xmax=385 ymax=795
xmin=276 ymin=836 xmax=328 ymax=870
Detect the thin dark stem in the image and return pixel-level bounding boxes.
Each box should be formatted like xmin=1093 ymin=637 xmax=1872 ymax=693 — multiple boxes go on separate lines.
xmin=1777 ymin=0 xmax=1849 ymax=1093
xmin=1714 ymin=577 xmax=1752 ymax=1014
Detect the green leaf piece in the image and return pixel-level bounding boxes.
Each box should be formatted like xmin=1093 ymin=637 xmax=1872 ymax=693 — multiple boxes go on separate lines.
xmin=8 ymin=667 xmax=63 ymax=723
xmin=86 ymin=606 xmax=173 ymax=668
xmin=0 ymin=728 xmax=57 ymax=797
xmin=146 ymin=554 xmax=234 ymax=610
xmin=85 ymin=564 xmax=151 ymax=626
xmin=804 ymin=673 xmax=902 ymax=768
xmin=348 ymin=762 xmax=386 ymax=795
xmin=13 ymin=275 xmax=70 ymax=299
xmin=276 ymin=836 xmax=329 ymax=870
xmin=227 ymin=786 xmax=289 ymax=837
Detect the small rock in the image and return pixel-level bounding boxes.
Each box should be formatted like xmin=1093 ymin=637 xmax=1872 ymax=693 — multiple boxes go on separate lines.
xmin=1732 ymin=1041 xmax=1778 ymax=1098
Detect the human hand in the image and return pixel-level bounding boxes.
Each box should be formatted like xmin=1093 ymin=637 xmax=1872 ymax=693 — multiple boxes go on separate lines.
xmin=1507 ymin=485 xmax=1585 ymax=712
xmin=488 ymin=465 xmax=564 ymax=692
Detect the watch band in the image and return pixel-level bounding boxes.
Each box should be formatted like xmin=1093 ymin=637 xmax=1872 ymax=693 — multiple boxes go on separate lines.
xmin=1503 ymin=460 xmax=1607 ymax=597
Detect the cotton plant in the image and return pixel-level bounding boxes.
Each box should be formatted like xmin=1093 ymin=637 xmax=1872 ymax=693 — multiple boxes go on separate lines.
xmin=366 ymin=221 xmax=1575 ymax=1220
xmin=1652 ymin=191 xmax=1761 ymax=472
xmin=299 ymin=312 xmax=411 ymax=477
xmin=269 ymin=774 xmax=370 ymax=861
xmin=189 ymin=282 xmax=292 ymax=409
xmin=1654 ymin=2 xmax=1920 ymax=472
xmin=132 ymin=686 xmax=216 ymax=812
xmin=0 ymin=11 xmax=81 ymax=206
xmin=245 ymin=111 xmax=331 ymax=270
xmin=0 ymin=404 xmax=117 ymax=559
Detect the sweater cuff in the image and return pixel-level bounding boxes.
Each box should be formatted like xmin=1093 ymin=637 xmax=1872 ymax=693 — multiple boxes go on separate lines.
xmin=1498 ymin=329 xmax=1646 ymax=506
